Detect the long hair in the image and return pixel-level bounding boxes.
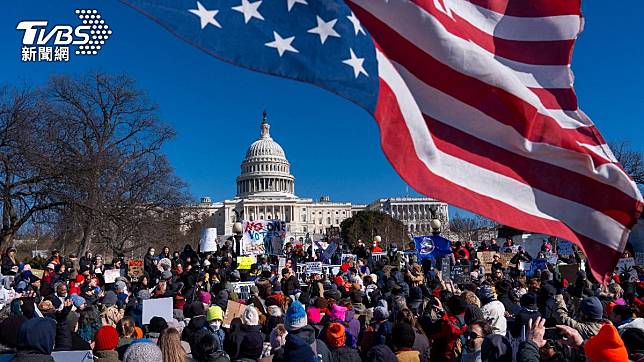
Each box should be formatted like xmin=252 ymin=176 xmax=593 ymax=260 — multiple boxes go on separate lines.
xmin=158 ymin=327 xmax=188 ymax=362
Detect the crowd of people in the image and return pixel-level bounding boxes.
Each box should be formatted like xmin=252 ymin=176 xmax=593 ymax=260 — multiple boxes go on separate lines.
xmin=0 ymin=236 xmax=641 ymax=362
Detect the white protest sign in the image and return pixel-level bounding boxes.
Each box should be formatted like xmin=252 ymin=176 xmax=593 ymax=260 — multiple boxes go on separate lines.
xmin=200 ymin=228 xmax=218 ymax=252
xmin=142 ymin=297 xmax=173 ymax=325
xmin=341 ymin=254 xmax=357 ymax=265
xmin=545 ymin=253 xmax=558 ymax=265
xmin=616 ymin=258 xmax=638 ymax=281
xmin=241 ymin=220 xmax=287 ymax=255
xmin=103 ymin=269 xmax=121 ymax=284
xmin=305 ymin=262 xmax=323 ymax=274
xmin=52 ymin=351 xmax=94 ymax=362
xmin=519 ymin=261 xmax=531 ymax=271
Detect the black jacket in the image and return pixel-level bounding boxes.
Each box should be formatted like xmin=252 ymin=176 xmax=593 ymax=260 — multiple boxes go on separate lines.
xmin=225 ymin=324 xmax=264 ymax=361
xmin=182 ymin=315 xmax=209 ymax=346
xmin=1 ymin=256 xmax=18 ymax=276
xmin=330 ymin=346 xmax=362 ymax=362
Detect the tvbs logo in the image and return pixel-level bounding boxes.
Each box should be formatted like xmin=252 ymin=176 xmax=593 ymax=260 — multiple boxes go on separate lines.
xmin=17 ymin=9 xmax=112 ymax=62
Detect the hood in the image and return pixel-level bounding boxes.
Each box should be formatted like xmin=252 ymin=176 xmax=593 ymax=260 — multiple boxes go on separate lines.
xmin=345 ymin=309 xmax=356 ymax=321
xmin=284 ymin=334 xmax=315 ymax=361
xmin=618 ymin=318 xmax=644 ymax=333
xmin=290 ymin=324 xmax=316 ymax=344
xmin=268 ymin=305 xmax=283 ymax=317
xmin=17 ymin=317 xmax=56 ymax=355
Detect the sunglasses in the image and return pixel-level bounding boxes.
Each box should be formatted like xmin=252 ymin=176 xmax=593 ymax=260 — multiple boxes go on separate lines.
xmin=463 ymin=331 xmax=484 ymax=340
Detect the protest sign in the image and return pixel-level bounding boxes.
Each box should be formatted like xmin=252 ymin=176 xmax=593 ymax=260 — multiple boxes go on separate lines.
xmin=128 ymin=259 xmax=144 ymax=281
xmin=52 ymin=351 xmax=94 ymax=362
xmin=441 ymin=258 xmax=451 ymax=281
xmin=278 ymin=257 xmax=286 ymax=270
xmin=199 ymin=228 xmax=218 ymax=252
xmin=451 ymin=264 xmax=470 ymax=284
xmin=617 ymin=258 xmax=638 ymax=281
xmin=527 ymin=259 xmax=547 ymax=277
xmin=500 ymin=252 xmax=515 ymax=267
xmin=558 ymin=240 xmax=574 ymax=256
xmin=305 ymin=262 xmax=323 ymax=274
xmin=636 ymin=252 xmax=644 ymax=267
xmin=372 ymin=252 xmax=387 ymax=263
xmin=477 ymin=251 xmax=495 ymax=273
xmin=241 ymin=220 xmax=287 ymax=255
xmin=103 ymin=269 xmax=121 ymax=284
xmin=237 ymin=256 xmax=255 ymax=270
xmin=545 ymin=253 xmax=558 ymax=265
xmin=31 ymin=269 xmax=44 ymax=279
xmin=142 ymin=297 xmax=173 ymax=324
xmin=341 ymin=254 xmax=357 ymax=265
xmin=519 ymin=261 xmax=531 ymax=272
xmin=559 ymin=264 xmax=579 ymax=283
xmin=223 ymin=300 xmax=247 ymax=328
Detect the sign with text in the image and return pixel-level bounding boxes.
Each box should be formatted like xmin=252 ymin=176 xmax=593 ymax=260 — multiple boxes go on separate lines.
xmin=242 ymin=220 xmax=287 ymax=255
xmin=341 ymin=254 xmax=357 ymax=265
xmin=199 ymin=228 xmax=218 ymax=252
xmin=441 ymin=257 xmax=451 ymax=281
xmin=635 ymin=252 xmax=644 ymax=267
xmin=500 ymin=252 xmax=515 ymax=267
xmin=477 ymin=251 xmax=495 ymax=273
xmin=616 ymin=258 xmax=638 ymax=281
xmin=142 ymin=297 xmax=173 ymax=325
xmin=103 ymin=269 xmax=121 ymax=284
xmin=128 ymin=259 xmax=144 ymax=281
xmin=558 ymin=240 xmax=574 ymax=256
xmin=451 ymin=264 xmax=470 ymax=284
xmin=31 ymin=269 xmax=44 ymax=279
xmin=305 ymin=262 xmax=323 ymax=274
xmin=223 ymin=300 xmax=247 ymax=328
xmin=236 ymin=256 xmax=255 ymax=270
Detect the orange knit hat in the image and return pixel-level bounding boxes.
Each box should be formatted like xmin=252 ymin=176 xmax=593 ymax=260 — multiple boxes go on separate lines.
xmin=134 ymin=326 xmax=144 ymax=339
xmin=584 ymin=324 xmax=629 ymax=362
xmin=326 ymin=322 xmax=346 ymax=349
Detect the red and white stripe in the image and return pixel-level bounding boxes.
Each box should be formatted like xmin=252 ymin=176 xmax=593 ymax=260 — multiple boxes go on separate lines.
xmin=346 ymin=0 xmax=643 ymax=281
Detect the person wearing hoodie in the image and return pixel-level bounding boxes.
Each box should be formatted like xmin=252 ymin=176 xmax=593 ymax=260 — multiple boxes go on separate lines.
xmin=343 ymin=305 xmax=361 ymax=349
xmin=193 ymin=329 xmax=230 ymax=362
xmin=553 ymin=294 xmax=604 ymax=339
xmin=392 ymin=322 xmax=420 ymax=362
xmin=272 ymin=334 xmax=318 ymax=362
xmin=225 ymin=306 xmax=264 ymax=361
xmin=325 ymin=322 xmax=361 ymax=362
xmin=11 ymin=317 xmax=57 ymax=362
xmin=206 ymin=306 xmax=226 ymax=351
xmin=281 ymin=300 xmax=332 ymax=362
xmin=477 ymin=285 xmax=507 ymax=336
xmin=182 ymin=301 xmax=209 ymax=346
xmin=94 ymin=325 xmax=121 ymax=362
xmin=511 ymin=293 xmax=541 ymax=339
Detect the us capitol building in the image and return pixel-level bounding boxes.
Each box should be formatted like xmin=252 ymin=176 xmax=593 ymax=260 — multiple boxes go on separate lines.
xmin=185 ymin=112 xmax=449 ymax=238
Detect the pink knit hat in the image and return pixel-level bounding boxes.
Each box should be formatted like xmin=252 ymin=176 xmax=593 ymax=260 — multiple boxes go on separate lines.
xmin=307 ymin=307 xmax=321 ymax=323
xmin=327 ymin=304 xmax=347 ymax=322
xmin=199 ymin=291 xmax=211 ymax=305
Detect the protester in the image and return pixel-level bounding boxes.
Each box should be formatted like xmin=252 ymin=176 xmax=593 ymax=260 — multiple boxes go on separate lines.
xmin=0 ymin=233 xmax=638 ymax=362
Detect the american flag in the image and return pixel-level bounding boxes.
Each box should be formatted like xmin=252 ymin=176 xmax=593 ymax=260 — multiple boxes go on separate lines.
xmin=121 ymin=0 xmax=643 ymax=281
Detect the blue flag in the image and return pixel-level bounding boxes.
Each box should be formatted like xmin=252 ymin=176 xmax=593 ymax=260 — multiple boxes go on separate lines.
xmin=414 ymin=235 xmax=452 ymax=261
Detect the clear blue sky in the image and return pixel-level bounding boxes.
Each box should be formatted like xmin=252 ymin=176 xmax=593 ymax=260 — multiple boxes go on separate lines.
xmin=1 ymin=1 xmax=642 ymax=215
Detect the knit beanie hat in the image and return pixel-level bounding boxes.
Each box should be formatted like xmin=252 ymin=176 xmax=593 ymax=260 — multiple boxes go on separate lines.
xmin=328 ymin=304 xmax=347 ymax=322
xmin=242 ymin=306 xmax=259 ymax=326
xmin=285 ymin=300 xmax=308 ymax=331
xmin=71 ymin=294 xmax=86 ymax=309
xmin=102 ymin=291 xmax=118 ymax=306
xmin=373 ymin=306 xmax=389 ymax=322
xmin=207 ymin=306 xmax=224 ymax=322
xmin=137 ymin=289 xmax=151 ymax=301
xmin=123 ymin=341 xmax=163 ymax=362
xmin=584 ymin=324 xmax=629 ymax=362
xmin=325 ymin=322 xmax=346 ymax=349
xmin=392 ymin=322 xmax=415 ymax=349
xmin=95 ymin=325 xmax=119 ymax=351
xmin=199 ymin=291 xmax=211 ymax=305
xmin=579 ymin=296 xmax=603 ymax=320
xmin=306 ymin=307 xmax=321 ymax=324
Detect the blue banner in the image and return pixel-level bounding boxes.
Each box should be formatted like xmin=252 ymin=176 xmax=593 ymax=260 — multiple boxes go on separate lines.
xmin=414 ymin=235 xmax=452 ymax=260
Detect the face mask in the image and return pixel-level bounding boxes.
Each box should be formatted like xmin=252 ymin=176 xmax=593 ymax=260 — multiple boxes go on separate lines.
xmin=210 ymin=321 xmax=222 ymax=330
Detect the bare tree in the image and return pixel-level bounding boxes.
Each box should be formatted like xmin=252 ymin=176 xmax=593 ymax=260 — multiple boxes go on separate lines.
xmin=609 ymin=140 xmax=644 ymax=187
xmin=44 ymin=72 xmax=177 ymax=255
xmin=0 ymin=86 xmax=64 ymax=247
xmin=449 ymin=213 xmax=497 ymax=241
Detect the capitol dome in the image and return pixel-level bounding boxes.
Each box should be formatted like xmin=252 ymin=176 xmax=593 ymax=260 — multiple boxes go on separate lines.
xmin=236 ymin=112 xmax=295 ymax=198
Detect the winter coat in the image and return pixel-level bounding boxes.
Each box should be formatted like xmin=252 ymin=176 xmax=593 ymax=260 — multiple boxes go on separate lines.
xmin=1 ymin=256 xmax=18 ymax=276
xmin=203 ymin=351 xmax=231 ymax=362
xmin=553 ymin=294 xmax=602 ymax=339
xmin=288 ymin=325 xmax=333 ymax=362
xmin=94 ymin=349 xmax=121 ymax=362
xmin=225 ymin=324 xmax=264 ymax=361
xmin=396 ymin=350 xmax=420 ymax=362
xmin=512 ymin=307 xmax=541 ymax=339
xmin=182 ymin=315 xmax=209 ymax=346
xmin=330 ymin=346 xmax=362 ymax=362
xmin=517 ymin=340 xmax=586 ymax=362
xmin=412 ymin=329 xmax=431 ymax=362
xmin=345 ymin=310 xmax=360 ymax=348
xmin=281 ymin=275 xmax=300 ymax=297
xmin=9 ymin=352 xmax=55 ymax=362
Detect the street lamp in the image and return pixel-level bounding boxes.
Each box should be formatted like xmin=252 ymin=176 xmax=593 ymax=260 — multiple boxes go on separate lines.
xmin=430 ymin=218 xmax=442 ymax=235
xmin=232 ymin=222 xmax=243 ymax=256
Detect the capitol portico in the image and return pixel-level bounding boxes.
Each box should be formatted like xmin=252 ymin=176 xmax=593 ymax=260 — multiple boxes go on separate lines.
xmin=185 ymin=112 xmax=449 ymax=238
